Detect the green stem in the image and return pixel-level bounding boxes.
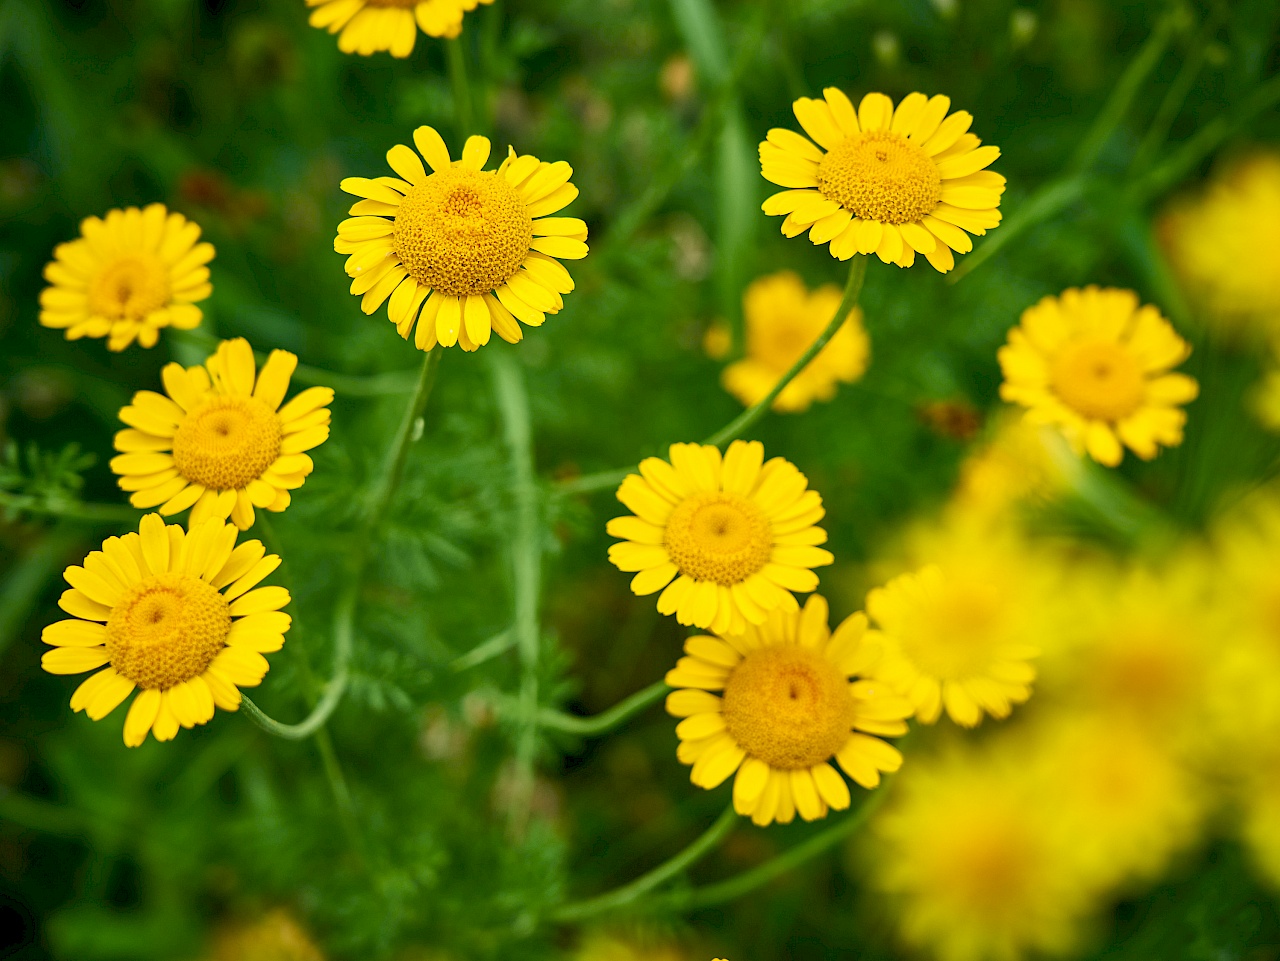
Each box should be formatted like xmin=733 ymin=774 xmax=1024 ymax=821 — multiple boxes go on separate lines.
xmin=365 ymin=348 xmax=443 ymax=527
xmin=551 ymin=804 xmax=738 ymax=923
xmin=0 ymin=490 xmax=138 ymax=525
xmin=446 ymin=36 xmax=474 ymax=139
xmin=537 ymin=681 xmax=670 ymax=737
xmin=489 ymin=350 xmax=542 ymax=834
xmin=655 ymin=785 xmax=891 ymax=912
xmin=1129 ymin=8 xmax=1215 ymax=175
xmin=555 ymin=258 xmax=868 ymax=496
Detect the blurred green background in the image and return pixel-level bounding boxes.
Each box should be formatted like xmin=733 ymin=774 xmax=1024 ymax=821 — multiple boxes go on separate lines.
xmin=2 ymin=0 xmax=1280 ymax=958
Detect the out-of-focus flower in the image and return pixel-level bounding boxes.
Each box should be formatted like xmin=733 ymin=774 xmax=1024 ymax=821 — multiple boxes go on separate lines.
xmin=574 ymin=929 xmax=690 ymax=961
xmin=869 ymin=752 xmax=1095 ymax=961
xmin=607 ymin=441 xmax=833 ymax=634
xmin=110 ymin=338 xmax=332 ymax=531
xmin=42 ymin=514 xmax=289 ymax=747
xmin=759 ymin=88 xmax=1003 ymax=271
xmin=39 ymin=204 xmax=213 ymax=351
xmin=1158 ymin=154 xmax=1280 ymax=336
xmin=665 ymin=595 xmax=911 ymax=826
xmin=720 ymin=271 xmax=869 ymax=413
xmin=206 ymin=909 xmax=324 ymax=961
xmin=864 ymin=518 xmax=1053 ymax=727
xmin=1241 ymin=758 xmax=1280 ymax=891
xmin=998 ymin=286 xmax=1198 ymax=466
xmin=305 ymin=0 xmax=493 ymax=56
xmin=336 ymin=127 xmax=587 ymax=351
xmin=951 ymin=408 xmax=1076 ymax=516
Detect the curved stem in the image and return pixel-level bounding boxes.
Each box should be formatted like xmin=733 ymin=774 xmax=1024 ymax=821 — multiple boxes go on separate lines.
xmin=551 ymin=804 xmax=738 ymax=923
xmin=537 ymin=681 xmax=670 ymax=737
xmin=365 ymin=349 xmax=443 ymax=527
xmin=0 ymin=490 xmax=138 ymax=525
xmin=555 ymin=256 xmax=869 ymax=496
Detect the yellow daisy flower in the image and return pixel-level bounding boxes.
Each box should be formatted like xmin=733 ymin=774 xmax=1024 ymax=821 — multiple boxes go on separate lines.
xmin=607 ymin=440 xmax=834 ymax=635
xmin=864 ymin=520 xmax=1050 ymax=727
xmin=998 ymin=286 xmax=1199 ymax=467
xmin=665 ymin=595 xmax=912 ymax=827
xmin=306 ymin=0 xmax=494 ymax=56
xmin=41 ymin=513 xmax=290 ymax=747
xmin=206 ymin=909 xmax=325 ymax=961
xmin=1241 ymin=757 xmax=1280 ymax=892
xmin=1158 ymin=153 xmax=1280 ymax=335
xmin=721 ymin=270 xmax=870 ymax=413
xmin=335 ymin=126 xmax=587 ymax=352
xmin=950 ymin=408 xmax=1076 ymax=518
xmin=870 ymin=754 xmax=1096 ymax=961
xmin=110 ymin=338 xmax=333 ymax=531
xmin=759 ymin=88 xmax=1004 ymax=272
xmin=39 ymin=203 xmax=213 ymax=351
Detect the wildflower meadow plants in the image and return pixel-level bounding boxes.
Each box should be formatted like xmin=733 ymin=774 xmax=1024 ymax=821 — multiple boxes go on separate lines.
xmin=3 ymin=2 xmax=1280 ymax=961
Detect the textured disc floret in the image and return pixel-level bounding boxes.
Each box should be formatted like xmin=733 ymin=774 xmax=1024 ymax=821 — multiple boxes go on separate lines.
xmin=393 ymin=168 xmax=533 ymax=297
xmin=759 ymin=87 xmax=1004 ymax=272
xmin=665 ymin=595 xmax=913 ymax=826
xmin=999 ymin=286 xmax=1199 ymax=466
xmin=607 ymin=440 xmax=833 ymax=635
xmin=306 ymin=0 xmax=496 ymax=58
xmin=817 ymin=130 xmax=942 ymax=225
xmin=111 ymin=337 xmax=333 ymax=530
xmin=40 ymin=514 xmax=292 ymax=747
xmin=39 ymin=203 xmax=214 ymax=351
xmin=336 ymin=126 xmax=588 ymax=352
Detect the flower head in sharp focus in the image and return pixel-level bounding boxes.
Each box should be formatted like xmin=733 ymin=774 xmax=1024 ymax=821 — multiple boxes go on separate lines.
xmin=1158 ymin=153 xmax=1280 ymax=336
xmin=870 ymin=753 xmax=1096 ymax=961
xmin=864 ymin=519 xmax=1052 ymax=727
xmin=307 ymin=0 xmax=495 ymax=57
xmin=607 ymin=440 xmax=834 ymax=635
xmin=760 ymin=88 xmax=1004 ymax=272
xmin=999 ymin=286 xmax=1199 ymax=467
xmin=666 ymin=595 xmax=912 ymax=827
xmin=41 ymin=514 xmax=290 ymax=747
xmin=39 ymin=204 xmax=213 ymax=351
xmin=721 ymin=270 xmax=870 ymax=413
xmin=336 ymin=126 xmax=587 ymax=352
xmin=111 ymin=338 xmax=333 ymax=531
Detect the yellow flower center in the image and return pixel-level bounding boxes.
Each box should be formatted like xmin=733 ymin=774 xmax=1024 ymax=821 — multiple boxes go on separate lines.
xmin=663 ymin=492 xmax=772 ymax=586
xmin=899 ymin=580 xmax=1004 ymax=679
xmin=1050 ymin=339 xmax=1146 ymax=422
xmin=817 ymin=130 xmax=942 ymax=225
xmin=393 ymin=167 xmax=533 ymax=297
xmin=88 ymin=255 xmax=171 ymax=321
xmin=106 ymin=572 xmax=231 ymax=689
xmin=721 ymin=645 xmax=855 ymax=769
xmin=172 ymin=395 xmax=282 ymax=492
xmin=931 ymin=816 xmax=1038 ymax=916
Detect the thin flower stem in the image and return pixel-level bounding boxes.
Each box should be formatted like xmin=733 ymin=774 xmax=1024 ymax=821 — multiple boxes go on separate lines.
xmin=365 ymin=348 xmax=443 ymax=527
xmin=1129 ymin=7 xmax=1218 ymax=176
xmin=447 ymin=36 xmax=475 ymax=139
xmin=0 ymin=490 xmax=138 ymax=525
xmin=537 ymin=681 xmax=671 ymax=737
xmin=554 ymin=257 xmax=869 ymax=497
xmin=550 ymin=804 xmax=738 ymax=923
xmin=489 ymin=350 xmax=543 ymax=835
xmin=654 ymin=783 xmax=892 ymax=913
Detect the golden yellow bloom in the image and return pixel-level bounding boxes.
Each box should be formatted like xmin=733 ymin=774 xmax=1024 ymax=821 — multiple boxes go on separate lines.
xmin=1241 ymin=758 xmax=1280 ymax=891
xmin=206 ymin=909 xmax=325 ymax=961
xmin=574 ymin=929 xmax=691 ymax=961
xmin=41 ymin=514 xmax=289 ymax=747
xmin=1159 ymin=153 xmax=1280 ymax=335
xmin=336 ymin=126 xmax=587 ymax=351
xmin=721 ymin=271 xmax=869 ymax=413
xmin=998 ymin=286 xmax=1199 ymax=467
xmin=607 ymin=440 xmax=833 ymax=634
xmin=39 ymin=204 xmax=213 ymax=351
xmin=306 ymin=0 xmax=494 ymax=56
xmin=111 ymin=338 xmax=332 ymax=531
xmin=950 ymin=409 xmax=1076 ymax=517
xmin=666 ymin=595 xmax=911 ymax=826
xmin=864 ymin=519 xmax=1050 ymax=727
xmin=760 ymin=89 xmax=1003 ymax=272
xmin=870 ymin=754 xmax=1096 ymax=961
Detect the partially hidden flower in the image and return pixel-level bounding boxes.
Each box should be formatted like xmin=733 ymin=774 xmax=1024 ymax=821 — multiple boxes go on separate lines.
xmin=111 ymin=338 xmax=333 ymax=531
xmin=39 ymin=203 xmax=213 ymax=351
xmin=307 ymin=0 xmax=494 ymax=57
xmin=666 ymin=595 xmax=911 ymax=826
xmin=336 ymin=126 xmax=587 ymax=351
xmin=760 ymin=89 xmax=1003 ymax=272
xmin=721 ymin=270 xmax=869 ymax=413
xmin=42 ymin=514 xmax=289 ymax=747
xmin=607 ymin=440 xmax=833 ymax=635
xmin=998 ymin=286 xmax=1198 ymax=467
